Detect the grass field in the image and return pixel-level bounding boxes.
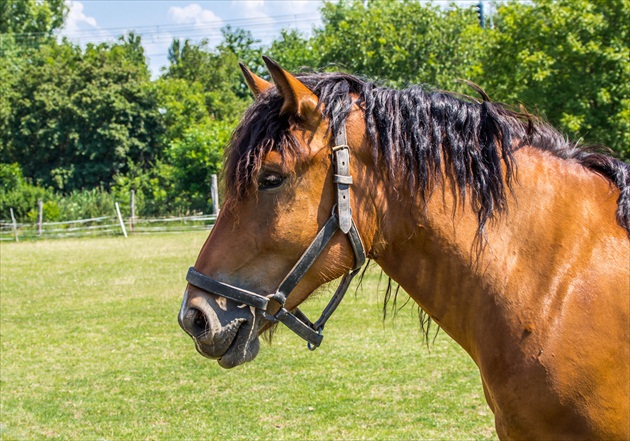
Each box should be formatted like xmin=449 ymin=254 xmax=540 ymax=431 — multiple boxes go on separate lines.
xmin=1 ymin=233 xmax=497 ymax=440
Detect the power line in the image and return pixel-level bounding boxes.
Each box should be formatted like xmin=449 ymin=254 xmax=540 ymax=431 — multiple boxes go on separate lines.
xmin=3 ymin=16 xmax=321 ymax=56
xmin=3 ymin=13 xmax=318 ymax=39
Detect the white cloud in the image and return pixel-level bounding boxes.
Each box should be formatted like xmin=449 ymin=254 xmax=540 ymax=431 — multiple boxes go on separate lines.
xmin=236 ymin=0 xmax=267 ymax=19
xmin=241 ymin=1 xmax=322 ymax=42
xmin=62 ymin=1 xmax=98 ymax=35
xmin=168 ymin=3 xmax=223 ymax=27
xmin=283 ymin=1 xmax=319 ymax=15
xmin=237 ymin=0 xmax=273 ymax=27
xmin=59 ymin=0 xmax=116 ymax=46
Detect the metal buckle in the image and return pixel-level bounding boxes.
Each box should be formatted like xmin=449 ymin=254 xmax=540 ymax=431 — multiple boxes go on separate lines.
xmin=261 ymin=291 xmax=287 ymax=323
xmin=332 ymin=144 xmax=350 ymax=152
xmin=268 ymin=291 xmax=286 ymax=306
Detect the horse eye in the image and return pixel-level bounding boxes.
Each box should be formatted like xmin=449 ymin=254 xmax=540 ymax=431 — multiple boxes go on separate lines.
xmin=258 ymin=172 xmax=285 ymax=190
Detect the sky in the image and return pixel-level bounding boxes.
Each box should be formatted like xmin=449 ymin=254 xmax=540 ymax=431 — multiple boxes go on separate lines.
xmin=58 ymin=1 xmax=326 ymax=78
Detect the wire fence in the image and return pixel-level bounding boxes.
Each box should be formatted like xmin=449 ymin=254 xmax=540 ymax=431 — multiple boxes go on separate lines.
xmin=0 ymin=212 xmax=216 ymax=242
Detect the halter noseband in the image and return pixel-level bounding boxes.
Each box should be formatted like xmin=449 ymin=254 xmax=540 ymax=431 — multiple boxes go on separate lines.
xmin=185 ymin=125 xmax=366 ymax=350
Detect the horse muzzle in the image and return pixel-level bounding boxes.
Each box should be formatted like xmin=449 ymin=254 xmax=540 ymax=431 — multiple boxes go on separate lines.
xmin=178 ymin=287 xmax=260 ymax=368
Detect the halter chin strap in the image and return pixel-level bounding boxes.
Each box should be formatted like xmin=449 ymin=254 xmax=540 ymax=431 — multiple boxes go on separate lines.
xmin=186 ymin=125 xmax=366 ymax=349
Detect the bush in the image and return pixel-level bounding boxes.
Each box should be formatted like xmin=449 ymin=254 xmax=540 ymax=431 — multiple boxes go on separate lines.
xmin=52 ymin=189 xmax=116 ymax=221
xmin=167 ymin=122 xmax=230 ymax=213
xmin=1 ymin=162 xmax=120 ymax=222
xmin=112 ymin=160 xmax=178 ymax=218
xmin=0 ymin=163 xmax=55 ymax=222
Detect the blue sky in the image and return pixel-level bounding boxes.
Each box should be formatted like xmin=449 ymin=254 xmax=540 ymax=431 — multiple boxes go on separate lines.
xmin=58 ymin=1 xmax=325 ymax=77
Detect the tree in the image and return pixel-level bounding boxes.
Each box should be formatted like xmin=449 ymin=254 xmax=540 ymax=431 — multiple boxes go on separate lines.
xmin=268 ymin=28 xmax=321 ymax=72
xmin=314 ymin=0 xmax=487 ymax=91
xmin=164 ymin=38 xmax=250 ymax=120
xmin=2 ymin=34 xmax=163 ymax=191
xmin=218 ymin=25 xmax=264 ymax=78
xmin=482 ymin=0 xmax=630 ymax=159
xmin=154 ymin=77 xmax=210 ymax=142
xmin=0 ymin=0 xmax=68 ymax=35
xmin=1 ymin=0 xmax=69 ymax=167
xmin=166 ymin=38 xmax=211 ymax=84
xmin=167 ymin=122 xmax=230 ymax=213
xmin=0 ymin=35 xmax=22 ymax=154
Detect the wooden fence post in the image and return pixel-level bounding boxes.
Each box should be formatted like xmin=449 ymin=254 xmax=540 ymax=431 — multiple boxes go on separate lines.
xmin=115 ymin=202 xmax=128 ymax=238
xmin=211 ymin=174 xmax=219 ymax=216
xmin=10 ymin=208 xmax=18 ymax=242
xmin=130 ymin=189 xmax=135 ymax=233
xmin=37 ymin=199 xmax=43 ymax=236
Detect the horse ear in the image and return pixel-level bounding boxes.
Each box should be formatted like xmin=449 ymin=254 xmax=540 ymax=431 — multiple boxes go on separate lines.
xmin=262 ymin=55 xmax=319 ymax=119
xmin=239 ymin=63 xmax=273 ymax=98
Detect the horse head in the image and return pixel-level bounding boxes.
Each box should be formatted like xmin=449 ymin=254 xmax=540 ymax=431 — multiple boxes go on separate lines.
xmin=178 ymin=58 xmax=377 ymax=368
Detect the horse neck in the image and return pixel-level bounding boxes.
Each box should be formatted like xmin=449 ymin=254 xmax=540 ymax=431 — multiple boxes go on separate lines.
xmin=369 ymin=145 xmax=627 ymax=359
xmin=372 ymin=174 xmax=489 ymax=356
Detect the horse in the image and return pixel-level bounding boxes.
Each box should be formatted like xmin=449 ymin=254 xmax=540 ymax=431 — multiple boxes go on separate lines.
xmin=178 ymin=57 xmax=630 ymax=440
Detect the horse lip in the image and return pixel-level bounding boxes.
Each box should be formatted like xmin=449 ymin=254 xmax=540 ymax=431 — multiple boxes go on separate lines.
xmin=193 ymin=317 xmax=245 ymax=359
xmin=217 ymin=329 xmax=260 ymax=369
xmin=217 ymin=312 xmax=262 ymax=368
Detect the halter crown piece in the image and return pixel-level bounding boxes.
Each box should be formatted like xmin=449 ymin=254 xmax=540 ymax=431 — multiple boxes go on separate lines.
xmin=186 ymin=125 xmax=366 ymax=349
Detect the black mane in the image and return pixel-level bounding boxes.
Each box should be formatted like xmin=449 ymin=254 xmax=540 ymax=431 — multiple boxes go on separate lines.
xmin=226 ymin=72 xmax=630 ymax=234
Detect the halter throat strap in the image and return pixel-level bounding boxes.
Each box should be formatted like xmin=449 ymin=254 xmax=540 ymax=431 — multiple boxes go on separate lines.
xmin=186 ymin=125 xmax=366 ymax=349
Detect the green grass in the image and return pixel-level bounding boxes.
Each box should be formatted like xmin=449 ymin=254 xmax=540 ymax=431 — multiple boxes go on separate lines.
xmin=1 ymin=233 xmax=497 ymax=440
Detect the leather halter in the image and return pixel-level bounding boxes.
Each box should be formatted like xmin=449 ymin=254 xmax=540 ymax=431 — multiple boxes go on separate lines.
xmin=186 ymin=125 xmax=366 ymax=349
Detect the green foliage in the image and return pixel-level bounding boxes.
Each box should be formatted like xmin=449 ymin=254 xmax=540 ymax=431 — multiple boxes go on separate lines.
xmin=0 ymin=162 xmax=23 ymax=191
xmin=0 ymin=0 xmax=68 ymax=35
xmin=164 ymin=37 xmax=251 ymax=120
xmin=268 ymin=29 xmax=322 ymax=72
xmin=111 ymin=160 xmax=172 ymax=217
xmin=218 ymin=25 xmax=264 ymax=80
xmin=168 ymin=122 xmax=230 ymax=212
xmin=148 ymin=76 xmax=233 ymax=215
xmin=1 ymin=34 xmax=162 ymax=192
xmin=482 ymin=0 xmax=630 ymax=159
xmin=0 ymin=36 xmax=22 ymax=147
xmin=0 ymin=163 xmax=54 ymax=221
xmin=315 ymin=0 xmax=486 ymax=91
xmin=0 ymin=163 xmax=117 ymax=222
xmin=46 ymin=189 xmax=116 ymax=222
xmin=154 ymin=78 xmax=209 ymax=142
xmin=111 ymin=121 xmax=229 ymax=217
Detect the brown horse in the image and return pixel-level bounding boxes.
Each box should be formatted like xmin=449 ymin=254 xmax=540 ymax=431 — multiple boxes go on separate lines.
xmin=178 ymin=57 xmax=630 ymax=440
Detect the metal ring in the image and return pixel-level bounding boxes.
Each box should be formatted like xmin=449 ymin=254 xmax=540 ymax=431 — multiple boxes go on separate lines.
xmin=307 ymin=327 xmax=323 ymax=351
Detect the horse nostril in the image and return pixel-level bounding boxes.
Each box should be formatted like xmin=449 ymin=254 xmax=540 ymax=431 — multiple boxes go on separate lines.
xmin=183 ymin=307 xmax=208 ymax=339
xmin=193 ymin=310 xmax=205 ymax=328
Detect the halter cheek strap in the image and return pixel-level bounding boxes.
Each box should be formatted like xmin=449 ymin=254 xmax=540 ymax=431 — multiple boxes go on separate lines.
xmin=186 ymin=126 xmax=366 ymax=349
xmin=333 ymin=125 xmax=353 ymax=234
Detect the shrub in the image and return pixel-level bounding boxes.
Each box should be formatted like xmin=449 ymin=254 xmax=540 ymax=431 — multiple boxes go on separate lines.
xmin=0 ymin=163 xmax=56 ymax=222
